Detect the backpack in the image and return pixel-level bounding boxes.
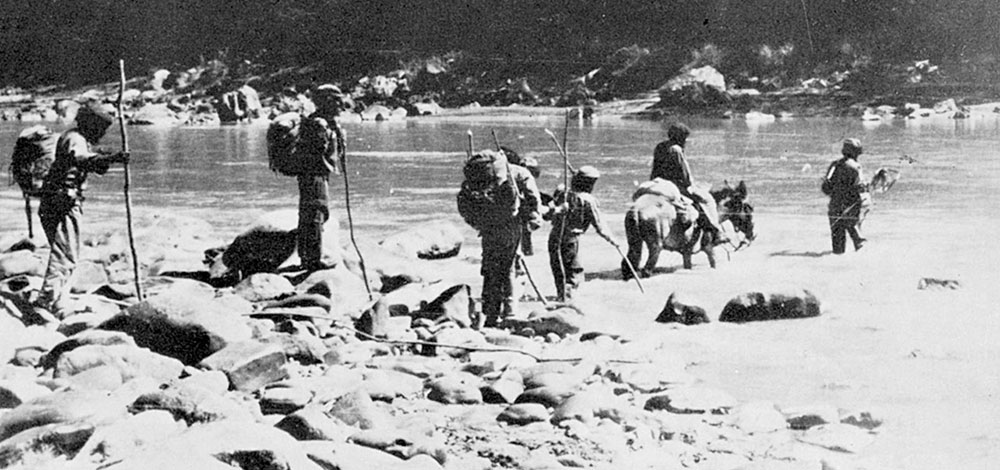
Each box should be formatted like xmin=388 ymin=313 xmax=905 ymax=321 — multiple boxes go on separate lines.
xmin=8 ymin=125 xmax=58 ymax=197
xmin=266 ymin=112 xmax=337 ymax=176
xmin=456 ymin=150 xmax=520 ymax=231
xmin=820 ymin=161 xmax=837 ymax=196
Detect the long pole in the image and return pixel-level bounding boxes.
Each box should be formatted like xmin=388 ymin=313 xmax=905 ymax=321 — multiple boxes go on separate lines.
xmin=118 ymin=60 xmax=143 ymax=301
xmin=544 ymin=129 xmax=571 ymax=301
xmin=341 ymin=146 xmax=372 ymax=300
xmin=24 ymin=196 xmax=32 ymax=238
xmin=466 ymin=130 xmax=474 ymax=160
xmin=611 ymin=241 xmax=645 ymax=293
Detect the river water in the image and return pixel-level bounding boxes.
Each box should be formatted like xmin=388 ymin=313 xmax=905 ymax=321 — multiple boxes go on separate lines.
xmin=1 ymin=113 xmax=1000 ymax=469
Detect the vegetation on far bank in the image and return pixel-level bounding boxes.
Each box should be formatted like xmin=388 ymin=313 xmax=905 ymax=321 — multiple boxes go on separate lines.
xmin=2 ymin=1 xmax=999 ymax=118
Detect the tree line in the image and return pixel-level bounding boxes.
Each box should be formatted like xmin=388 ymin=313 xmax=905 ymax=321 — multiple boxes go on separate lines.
xmin=1 ymin=0 xmax=996 ymax=89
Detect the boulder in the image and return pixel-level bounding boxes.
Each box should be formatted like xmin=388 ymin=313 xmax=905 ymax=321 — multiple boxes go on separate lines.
xmin=234 ymin=273 xmax=295 ymax=302
xmin=129 ymin=103 xmax=181 ymax=126
xmin=731 ymin=401 xmax=788 ymax=434
xmin=99 ymin=288 xmax=253 ymax=365
xmin=295 ymin=264 xmax=370 ymax=316
xmin=719 ymin=288 xmax=821 ymax=323
xmin=643 ymin=387 xmax=737 ymax=414
xmin=512 ymin=306 xmax=585 ymax=338
xmin=0 ymin=380 xmax=52 ymax=408
xmin=0 ymin=389 xmax=128 ymax=442
xmin=275 ymin=405 xmax=352 ymax=441
xmin=0 ymin=250 xmax=44 ymax=279
xmin=51 ymin=344 xmax=185 ymax=383
xmin=218 ymin=209 xmax=341 ymax=279
xmin=655 ymin=292 xmax=710 ymax=325
xmin=361 ymin=368 xmax=425 ymax=402
xmin=0 ymin=421 xmax=94 ymax=467
xmin=260 ymin=383 xmax=315 ymax=415
xmin=198 ymin=340 xmax=288 ymax=392
xmin=426 ymin=372 xmax=484 ymax=404
xmin=105 ymin=419 xmax=323 ymax=470
xmin=497 ymin=403 xmax=549 ymax=425
xmin=379 ymin=221 xmax=463 ymax=259
xmin=73 ymin=410 xmax=185 ymax=464
xmin=302 ymin=441 xmax=409 ymax=470
xmin=216 ymin=85 xmax=263 ymax=122
xmin=325 ymin=388 xmax=386 ymax=429
xmin=129 ymin=381 xmax=255 ymax=424
xmin=658 ymin=65 xmax=731 ymax=108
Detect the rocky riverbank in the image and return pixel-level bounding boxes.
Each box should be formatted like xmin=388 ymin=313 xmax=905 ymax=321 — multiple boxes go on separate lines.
xmin=0 ymin=204 xmax=900 ymax=470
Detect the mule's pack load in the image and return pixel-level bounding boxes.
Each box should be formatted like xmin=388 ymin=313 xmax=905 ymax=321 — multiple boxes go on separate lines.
xmin=457 ymin=150 xmax=520 ymax=231
xmin=8 ymin=125 xmax=59 ymax=197
xmin=266 ymin=112 xmax=337 ymax=177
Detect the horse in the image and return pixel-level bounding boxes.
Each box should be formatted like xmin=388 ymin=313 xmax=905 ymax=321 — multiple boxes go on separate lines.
xmin=622 ymin=180 xmax=755 ymax=278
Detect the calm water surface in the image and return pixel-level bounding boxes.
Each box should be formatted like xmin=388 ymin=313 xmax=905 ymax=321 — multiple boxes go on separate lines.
xmin=2 ymin=114 xmax=998 ymax=237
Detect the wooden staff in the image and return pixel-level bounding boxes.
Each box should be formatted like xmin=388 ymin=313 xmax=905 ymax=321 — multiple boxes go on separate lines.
xmin=24 ymin=196 xmax=33 ymax=238
xmin=466 ymin=130 xmax=474 ymax=159
xmin=611 ymin=240 xmax=645 ymax=293
xmin=341 ymin=145 xmax=372 ymax=300
xmin=117 ymin=60 xmax=143 ymax=301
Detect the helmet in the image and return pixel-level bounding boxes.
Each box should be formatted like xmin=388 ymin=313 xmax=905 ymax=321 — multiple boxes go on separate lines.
xmin=842 ymin=138 xmax=863 ymax=157
xmin=575 ymin=165 xmax=600 ymax=179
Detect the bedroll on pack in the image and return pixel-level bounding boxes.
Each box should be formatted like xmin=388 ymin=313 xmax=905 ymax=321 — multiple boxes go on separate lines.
xmin=8 ymin=125 xmax=58 ymax=197
xmin=266 ymin=112 xmax=337 ymax=177
xmin=456 ymin=150 xmax=520 ymax=231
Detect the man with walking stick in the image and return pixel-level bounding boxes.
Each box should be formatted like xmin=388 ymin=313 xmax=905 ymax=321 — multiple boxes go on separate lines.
xmin=33 ymin=102 xmax=129 ymax=321
xmin=295 ymin=84 xmax=347 ymax=271
xmin=823 ymin=138 xmax=868 ymax=254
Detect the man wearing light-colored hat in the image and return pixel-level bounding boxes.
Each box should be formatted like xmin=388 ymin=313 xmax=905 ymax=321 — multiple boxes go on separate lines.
xmin=823 ymin=138 xmax=868 ymax=254
xmin=35 ymin=101 xmax=130 ymax=319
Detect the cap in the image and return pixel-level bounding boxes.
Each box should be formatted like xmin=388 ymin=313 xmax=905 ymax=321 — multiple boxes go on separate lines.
xmin=575 ymin=165 xmax=600 ymax=179
xmin=314 ymin=84 xmax=343 ymax=96
xmin=842 ymin=138 xmax=863 ymax=156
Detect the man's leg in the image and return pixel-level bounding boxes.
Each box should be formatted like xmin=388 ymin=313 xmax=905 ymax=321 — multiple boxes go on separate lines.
xmin=829 ymin=216 xmax=847 ymax=254
xmin=561 ymin=235 xmax=582 ymax=300
xmin=482 ymin=225 xmax=519 ymax=327
xmin=297 ymin=176 xmax=330 ymax=270
xmin=38 ymin=203 xmax=81 ymax=318
xmin=548 ymin=232 xmax=566 ymax=301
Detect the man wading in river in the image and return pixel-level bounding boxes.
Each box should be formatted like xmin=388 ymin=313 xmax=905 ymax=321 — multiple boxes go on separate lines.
xmin=34 ymin=102 xmax=129 ymax=320
xmin=823 ymin=138 xmax=868 ymax=254
xmin=296 ymin=84 xmax=347 ymax=271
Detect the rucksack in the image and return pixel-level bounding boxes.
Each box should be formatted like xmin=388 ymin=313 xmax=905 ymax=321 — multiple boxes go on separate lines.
xmin=266 ymin=112 xmax=337 ymax=176
xmin=8 ymin=125 xmax=58 ymax=197
xmin=820 ymin=161 xmax=837 ymax=196
xmin=456 ymin=150 xmax=520 ymax=231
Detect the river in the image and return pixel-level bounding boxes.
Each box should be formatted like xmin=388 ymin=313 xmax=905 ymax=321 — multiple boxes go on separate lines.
xmin=1 ymin=113 xmax=999 ymax=469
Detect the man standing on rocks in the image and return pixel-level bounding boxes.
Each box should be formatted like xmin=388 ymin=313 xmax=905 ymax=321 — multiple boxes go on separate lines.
xmin=546 ymin=165 xmax=616 ymax=302
xmin=823 ymin=138 xmax=868 ymax=254
xmin=296 ymin=84 xmax=347 ymax=271
xmin=651 ymin=123 xmax=728 ymax=245
xmin=34 ymin=102 xmax=129 ymax=320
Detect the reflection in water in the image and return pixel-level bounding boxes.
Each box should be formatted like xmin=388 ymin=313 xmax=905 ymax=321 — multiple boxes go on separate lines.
xmin=1 ymin=115 xmax=998 ymax=236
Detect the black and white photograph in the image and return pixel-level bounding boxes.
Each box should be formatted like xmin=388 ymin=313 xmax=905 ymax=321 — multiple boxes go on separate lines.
xmin=0 ymin=1 xmax=997 ymax=469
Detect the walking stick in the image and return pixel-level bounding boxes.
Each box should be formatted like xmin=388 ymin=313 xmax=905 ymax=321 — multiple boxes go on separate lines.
xmin=466 ymin=130 xmax=474 ymax=159
xmin=543 ymin=129 xmax=571 ymax=300
xmin=340 ymin=145 xmax=373 ymax=300
xmin=516 ymin=253 xmax=548 ymax=306
xmin=117 ymin=60 xmax=143 ymax=301
xmin=24 ymin=196 xmax=32 ymax=238
xmin=610 ymin=241 xmax=645 ymax=293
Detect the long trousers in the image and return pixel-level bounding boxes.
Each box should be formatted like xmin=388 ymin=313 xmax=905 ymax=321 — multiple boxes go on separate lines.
xmin=297 ymin=175 xmax=330 ymax=267
xmin=38 ymin=196 xmax=81 ymax=315
xmin=481 ymin=223 xmax=521 ymax=323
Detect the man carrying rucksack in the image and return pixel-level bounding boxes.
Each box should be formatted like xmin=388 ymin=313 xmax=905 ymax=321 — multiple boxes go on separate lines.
xmin=824 ymin=138 xmax=868 ymax=254
xmin=35 ymin=102 xmax=129 ymax=319
xmin=457 ymin=149 xmax=541 ymax=328
xmin=296 ymin=84 xmax=346 ymax=271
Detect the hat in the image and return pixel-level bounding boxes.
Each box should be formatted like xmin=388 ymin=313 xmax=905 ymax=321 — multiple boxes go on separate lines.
xmin=76 ymin=102 xmax=116 ymax=127
xmin=842 ymin=138 xmax=863 ymax=156
xmin=575 ymin=165 xmax=600 ymax=179
xmin=314 ymin=84 xmax=343 ymax=96
xmin=667 ymin=123 xmax=691 ymax=143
